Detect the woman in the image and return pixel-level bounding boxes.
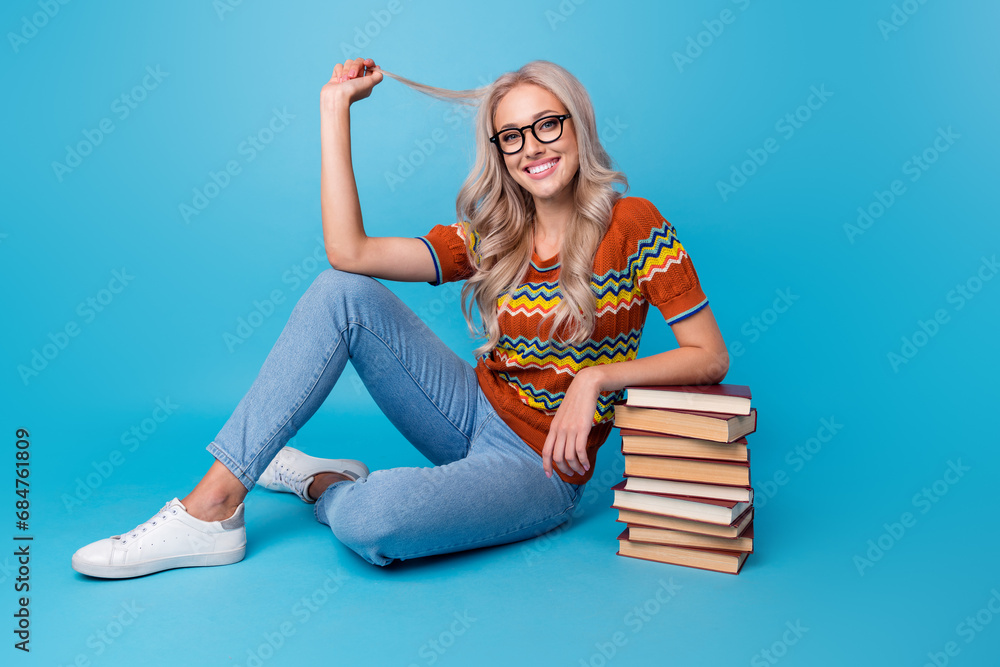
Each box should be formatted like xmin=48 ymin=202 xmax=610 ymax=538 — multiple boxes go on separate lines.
xmin=72 ymin=58 xmax=729 ymax=577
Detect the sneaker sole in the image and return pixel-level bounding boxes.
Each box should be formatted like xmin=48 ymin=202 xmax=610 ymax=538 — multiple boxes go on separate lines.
xmin=72 ymin=544 xmax=246 ymax=579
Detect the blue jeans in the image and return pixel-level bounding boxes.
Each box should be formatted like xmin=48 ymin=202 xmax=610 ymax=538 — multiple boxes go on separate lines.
xmin=206 ymin=268 xmax=585 ymax=566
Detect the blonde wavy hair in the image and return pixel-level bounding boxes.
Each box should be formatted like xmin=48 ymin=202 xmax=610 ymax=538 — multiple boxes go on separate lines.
xmin=381 ymin=61 xmax=628 ymax=359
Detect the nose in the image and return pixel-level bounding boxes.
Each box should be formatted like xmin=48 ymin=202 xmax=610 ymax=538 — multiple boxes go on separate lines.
xmin=522 ymin=130 xmax=544 ymax=157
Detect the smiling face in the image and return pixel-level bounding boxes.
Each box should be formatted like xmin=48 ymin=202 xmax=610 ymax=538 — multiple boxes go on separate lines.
xmin=492 ymin=83 xmax=580 ymax=206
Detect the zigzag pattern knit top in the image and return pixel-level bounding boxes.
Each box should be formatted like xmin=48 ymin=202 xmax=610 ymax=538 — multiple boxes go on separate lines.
xmin=416 ymin=196 xmax=708 ymax=484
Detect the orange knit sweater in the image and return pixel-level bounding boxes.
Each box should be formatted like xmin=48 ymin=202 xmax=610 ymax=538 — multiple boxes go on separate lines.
xmin=416 ymin=196 xmax=708 ymax=484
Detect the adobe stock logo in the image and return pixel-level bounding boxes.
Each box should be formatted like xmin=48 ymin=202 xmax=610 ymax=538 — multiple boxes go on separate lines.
xmin=887 ymin=254 xmax=996 ymax=373
xmin=579 ymin=578 xmax=682 ymax=667
xmin=750 ymin=620 xmax=809 ymax=667
xmin=230 ymin=568 xmax=351 ymax=667
xmin=222 ymin=239 xmax=328 ymax=352
xmin=178 ymin=107 xmax=295 ymax=223
xmin=877 ymin=0 xmax=933 ymax=40
xmin=17 ymin=268 xmax=135 ymax=386
xmin=51 ymin=66 xmax=169 ymax=182
xmin=853 ymin=459 xmax=970 ymax=576
xmin=7 ymin=0 xmax=74 ymax=54
xmin=213 ymin=0 xmax=244 ymax=21
xmin=57 ymin=600 xmax=145 ymax=666
xmin=716 ymin=85 xmax=833 ymax=202
xmin=843 ymin=126 xmax=960 ymax=244
xmin=755 ymin=417 xmax=843 ymax=508
xmin=61 ymin=398 xmax=180 ymax=513
xmin=727 ymin=288 xmax=800 ymax=360
xmin=338 ymin=0 xmax=414 ymax=58
xmin=921 ymin=588 xmax=1000 ymax=667
xmin=407 ymin=611 xmax=477 ymax=667
xmin=383 ymin=75 xmax=493 ymax=192
xmin=544 ymin=0 xmax=588 ymax=31
xmin=672 ymin=0 xmax=753 ymax=73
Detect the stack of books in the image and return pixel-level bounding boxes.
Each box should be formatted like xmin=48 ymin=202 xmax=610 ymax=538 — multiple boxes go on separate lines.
xmin=611 ymin=384 xmax=757 ymax=575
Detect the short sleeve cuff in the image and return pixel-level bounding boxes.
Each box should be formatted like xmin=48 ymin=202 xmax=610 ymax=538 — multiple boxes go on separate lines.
xmin=417 ymin=222 xmax=476 ymax=286
xmin=658 ymin=286 xmax=709 ymax=325
xmin=416 ymin=236 xmax=443 ymax=286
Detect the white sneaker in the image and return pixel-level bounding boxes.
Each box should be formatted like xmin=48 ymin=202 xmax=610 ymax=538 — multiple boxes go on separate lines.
xmin=72 ymin=498 xmax=246 ymax=579
xmin=258 ymin=446 xmax=369 ymax=504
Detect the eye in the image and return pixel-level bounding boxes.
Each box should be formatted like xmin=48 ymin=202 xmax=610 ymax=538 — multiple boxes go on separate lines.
xmin=539 ymin=119 xmax=558 ymax=130
xmin=501 ymin=131 xmax=520 ymax=144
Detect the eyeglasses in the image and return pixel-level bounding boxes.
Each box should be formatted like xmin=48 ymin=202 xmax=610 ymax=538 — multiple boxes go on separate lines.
xmin=489 ymin=114 xmax=572 ymax=155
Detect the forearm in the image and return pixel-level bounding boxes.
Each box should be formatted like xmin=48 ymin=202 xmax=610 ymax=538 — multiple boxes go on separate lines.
xmin=585 ymin=345 xmax=729 ymax=394
xmin=319 ymin=93 xmax=366 ymax=266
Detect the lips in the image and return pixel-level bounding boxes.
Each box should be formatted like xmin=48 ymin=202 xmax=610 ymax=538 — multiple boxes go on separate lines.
xmin=524 ymin=157 xmax=560 ymax=179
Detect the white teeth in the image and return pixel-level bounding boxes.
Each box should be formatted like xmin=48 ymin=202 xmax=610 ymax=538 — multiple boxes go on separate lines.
xmin=527 ymin=159 xmax=557 ymax=174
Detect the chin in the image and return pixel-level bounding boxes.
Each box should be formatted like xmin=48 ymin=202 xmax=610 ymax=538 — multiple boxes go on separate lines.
xmin=531 ymin=182 xmax=567 ymax=199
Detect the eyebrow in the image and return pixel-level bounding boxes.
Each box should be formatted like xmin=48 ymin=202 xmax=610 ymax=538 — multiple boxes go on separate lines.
xmin=497 ymin=109 xmax=560 ymax=131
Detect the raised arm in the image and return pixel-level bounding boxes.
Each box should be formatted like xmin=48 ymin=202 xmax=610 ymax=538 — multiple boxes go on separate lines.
xmin=320 ymin=57 xmax=437 ymax=282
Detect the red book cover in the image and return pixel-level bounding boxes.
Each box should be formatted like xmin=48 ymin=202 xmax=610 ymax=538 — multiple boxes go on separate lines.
xmin=624 ymin=384 xmax=752 ymax=415
xmin=626 ymin=384 xmax=751 ymax=399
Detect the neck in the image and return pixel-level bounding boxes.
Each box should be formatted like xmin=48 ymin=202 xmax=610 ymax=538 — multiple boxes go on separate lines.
xmin=532 ymin=189 xmax=574 ymax=244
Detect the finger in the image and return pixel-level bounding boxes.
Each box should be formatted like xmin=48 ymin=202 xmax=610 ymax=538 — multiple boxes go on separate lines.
xmin=550 ymin=435 xmax=563 ymax=476
xmin=348 ymin=57 xmax=366 ymax=79
xmin=331 ymin=63 xmax=343 ymax=82
xmin=363 ymin=67 xmax=384 ymax=86
xmin=563 ymin=435 xmax=579 ymax=475
xmin=553 ymin=435 xmax=571 ymax=477
xmin=562 ymin=432 xmax=584 ymax=475
xmin=564 ymin=430 xmax=583 ymax=473
xmin=339 ymin=59 xmax=355 ymax=82
xmin=576 ymin=436 xmax=590 ymax=473
xmin=542 ymin=432 xmax=555 ymax=478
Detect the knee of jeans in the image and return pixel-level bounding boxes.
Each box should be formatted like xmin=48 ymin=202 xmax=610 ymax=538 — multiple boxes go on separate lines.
xmin=309 ymin=267 xmax=377 ymax=300
xmin=298 ymin=268 xmax=378 ymax=322
xmin=326 ymin=483 xmax=403 ymax=566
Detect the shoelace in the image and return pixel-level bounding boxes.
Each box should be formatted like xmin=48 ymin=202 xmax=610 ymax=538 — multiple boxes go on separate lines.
xmin=270 ymin=460 xmax=308 ymax=497
xmin=119 ymin=504 xmax=179 ymax=545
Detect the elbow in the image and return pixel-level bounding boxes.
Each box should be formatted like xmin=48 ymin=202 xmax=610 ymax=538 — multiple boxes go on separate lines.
xmin=325 ymin=245 xmax=351 ymax=272
xmin=705 ymin=346 xmax=729 ymax=384
xmin=325 ymin=249 xmax=341 ymax=271
xmin=325 ymin=238 xmax=364 ymax=273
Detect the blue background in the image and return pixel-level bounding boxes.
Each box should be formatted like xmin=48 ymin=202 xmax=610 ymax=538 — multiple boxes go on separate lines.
xmin=3 ymin=0 xmax=999 ymax=665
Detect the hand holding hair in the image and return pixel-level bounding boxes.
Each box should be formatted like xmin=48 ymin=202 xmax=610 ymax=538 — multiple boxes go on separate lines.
xmin=322 ymin=57 xmax=383 ymax=108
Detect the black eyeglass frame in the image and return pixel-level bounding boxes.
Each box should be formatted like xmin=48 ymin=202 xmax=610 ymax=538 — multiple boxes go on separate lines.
xmin=488 ymin=114 xmax=572 ymax=155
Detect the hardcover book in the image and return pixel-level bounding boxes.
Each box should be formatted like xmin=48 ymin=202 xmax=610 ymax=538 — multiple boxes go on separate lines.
xmin=611 ymin=481 xmax=751 ymax=525
xmin=624 ymin=384 xmax=752 ymax=415
xmin=613 ymin=405 xmax=757 ymax=443
xmin=617 ymin=528 xmax=750 ymax=574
